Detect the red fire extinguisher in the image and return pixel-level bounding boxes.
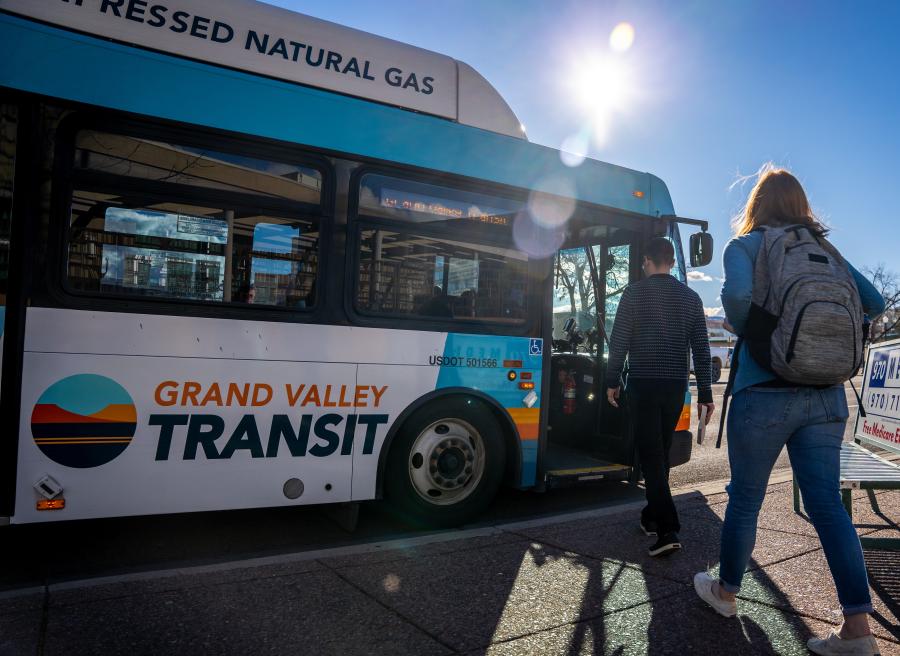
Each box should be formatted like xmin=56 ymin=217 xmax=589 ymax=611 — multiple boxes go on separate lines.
xmin=563 ymin=372 xmax=577 ymax=415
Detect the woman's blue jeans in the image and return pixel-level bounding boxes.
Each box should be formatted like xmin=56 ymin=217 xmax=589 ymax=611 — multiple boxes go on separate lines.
xmin=719 ymin=385 xmax=873 ymax=615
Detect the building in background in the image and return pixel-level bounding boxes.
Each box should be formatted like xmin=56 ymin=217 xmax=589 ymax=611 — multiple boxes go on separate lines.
xmin=706 ymin=315 xmax=736 ymax=347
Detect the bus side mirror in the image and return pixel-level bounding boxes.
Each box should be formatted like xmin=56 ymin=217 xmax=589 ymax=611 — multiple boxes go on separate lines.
xmin=689 ymin=232 xmax=714 ymax=267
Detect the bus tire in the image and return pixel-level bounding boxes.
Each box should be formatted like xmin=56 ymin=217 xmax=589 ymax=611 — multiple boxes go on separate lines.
xmin=385 ymin=396 xmax=505 ymax=528
xmin=711 ymin=359 xmax=722 ymax=384
xmin=668 ymin=430 xmax=693 ymax=468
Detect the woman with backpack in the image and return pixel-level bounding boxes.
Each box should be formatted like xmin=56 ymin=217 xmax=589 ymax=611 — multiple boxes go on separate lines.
xmin=693 ymin=165 xmax=886 ymax=656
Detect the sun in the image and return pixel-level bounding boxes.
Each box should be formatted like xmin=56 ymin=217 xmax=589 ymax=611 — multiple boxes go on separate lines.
xmin=570 ymin=56 xmax=634 ymax=135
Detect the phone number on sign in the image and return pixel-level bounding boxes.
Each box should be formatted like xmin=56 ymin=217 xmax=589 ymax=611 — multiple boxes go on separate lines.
xmin=868 ymin=391 xmax=900 ymax=413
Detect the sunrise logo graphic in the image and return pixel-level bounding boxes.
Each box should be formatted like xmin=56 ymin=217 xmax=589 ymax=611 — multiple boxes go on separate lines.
xmin=31 ymin=374 xmax=137 ymax=468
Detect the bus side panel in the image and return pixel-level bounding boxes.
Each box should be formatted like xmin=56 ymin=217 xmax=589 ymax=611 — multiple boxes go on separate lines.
xmin=14 ymin=308 xmax=388 ymax=523
xmin=15 ymin=308 xmax=542 ymax=522
xmin=18 ymin=351 xmax=357 ymax=522
xmin=353 ymin=333 xmax=542 ymax=499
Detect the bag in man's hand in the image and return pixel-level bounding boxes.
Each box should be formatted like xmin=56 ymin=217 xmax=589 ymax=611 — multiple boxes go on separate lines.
xmin=744 ymin=224 xmax=864 ymax=385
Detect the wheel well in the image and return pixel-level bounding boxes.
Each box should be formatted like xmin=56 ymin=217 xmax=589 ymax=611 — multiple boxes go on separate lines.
xmin=375 ymin=389 xmax=522 ymax=498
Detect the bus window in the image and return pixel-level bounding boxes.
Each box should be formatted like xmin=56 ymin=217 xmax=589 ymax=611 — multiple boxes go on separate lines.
xmin=603 ymin=244 xmax=631 ymax=338
xmin=355 ymin=229 xmax=528 ymax=322
xmin=553 ymin=247 xmax=598 ymax=353
xmin=354 ymin=173 xmax=528 ymax=324
xmin=72 ymin=131 xmax=322 ymax=204
xmin=250 ymin=223 xmax=317 ymax=307
xmin=64 ymin=128 xmax=322 ymax=307
xmin=667 ymin=223 xmax=687 ymax=283
xmin=358 ymin=174 xmax=520 ymax=229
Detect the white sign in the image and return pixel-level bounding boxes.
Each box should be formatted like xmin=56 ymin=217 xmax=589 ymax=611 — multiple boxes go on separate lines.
xmin=0 ymin=0 xmax=456 ymax=118
xmin=855 ymin=338 xmax=900 ymax=454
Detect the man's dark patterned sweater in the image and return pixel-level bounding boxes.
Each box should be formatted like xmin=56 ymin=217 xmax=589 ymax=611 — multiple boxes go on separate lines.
xmin=606 ymin=273 xmax=713 ymax=403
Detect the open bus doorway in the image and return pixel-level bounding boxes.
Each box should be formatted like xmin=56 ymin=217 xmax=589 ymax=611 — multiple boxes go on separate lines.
xmin=544 ymin=229 xmax=638 ymax=487
xmin=542 ymin=220 xmax=705 ymax=489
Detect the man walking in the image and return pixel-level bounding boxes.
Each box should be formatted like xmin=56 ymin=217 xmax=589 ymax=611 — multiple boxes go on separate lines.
xmin=606 ymin=237 xmax=714 ymax=556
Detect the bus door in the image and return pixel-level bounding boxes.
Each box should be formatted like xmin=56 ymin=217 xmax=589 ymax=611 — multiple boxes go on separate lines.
xmin=589 ymin=240 xmax=637 ymax=465
xmin=544 ymin=233 xmax=635 ymax=486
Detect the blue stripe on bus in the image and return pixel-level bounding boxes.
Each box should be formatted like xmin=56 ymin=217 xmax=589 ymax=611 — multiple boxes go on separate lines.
xmin=0 ymin=14 xmax=674 ymax=217
xmin=519 ymin=443 xmax=538 ymax=488
xmin=436 ymin=333 xmax=542 ymax=487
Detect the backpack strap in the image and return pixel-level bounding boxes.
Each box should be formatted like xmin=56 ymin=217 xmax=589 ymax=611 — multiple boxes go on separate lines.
xmin=849 ymin=377 xmax=866 ymax=418
xmin=716 ymin=337 xmax=742 ymax=448
xmin=850 ymin=322 xmax=871 ymax=418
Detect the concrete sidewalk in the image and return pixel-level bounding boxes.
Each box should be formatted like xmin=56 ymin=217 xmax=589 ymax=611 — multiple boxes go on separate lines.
xmin=2 ymin=479 xmax=898 ymax=656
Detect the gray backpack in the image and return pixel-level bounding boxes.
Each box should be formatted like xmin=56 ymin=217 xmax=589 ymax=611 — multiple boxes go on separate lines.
xmin=745 ymin=225 xmax=864 ymax=385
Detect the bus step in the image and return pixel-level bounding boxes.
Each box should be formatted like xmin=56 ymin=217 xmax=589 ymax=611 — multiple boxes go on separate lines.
xmin=545 ymin=463 xmax=631 ymax=488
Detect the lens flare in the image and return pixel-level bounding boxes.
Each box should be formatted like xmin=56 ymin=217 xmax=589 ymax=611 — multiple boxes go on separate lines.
xmin=513 ymin=211 xmax=565 ymax=258
xmin=527 ymin=176 xmax=576 ymax=228
xmin=559 ymin=133 xmax=589 ymax=167
xmin=589 ymin=117 xmax=610 ymax=148
xmin=609 ymin=22 xmax=635 ymax=52
xmin=382 ymin=574 xmax=401 ymax=593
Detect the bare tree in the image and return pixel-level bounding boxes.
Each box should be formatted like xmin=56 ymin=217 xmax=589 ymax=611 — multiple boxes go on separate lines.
xmin=556 ymin=249 xmax=595 ymax=322
xmin=862 ymin=264 xmax=900 ymax=342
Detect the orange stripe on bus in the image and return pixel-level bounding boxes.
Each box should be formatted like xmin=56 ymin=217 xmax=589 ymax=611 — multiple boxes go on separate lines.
xmin=506 ymin=407 xmax=540 ymax=441
xmin=675 ymin=404 xmax=691 ymax=432
xmin=507 ymin=408 xmax=540 ymax=423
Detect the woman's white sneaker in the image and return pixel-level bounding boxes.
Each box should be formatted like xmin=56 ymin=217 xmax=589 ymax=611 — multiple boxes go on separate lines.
xmin=693 ymin=571 xmax=737 ymax=618
xmin=807 ymin=631 xmax=880 ymax=655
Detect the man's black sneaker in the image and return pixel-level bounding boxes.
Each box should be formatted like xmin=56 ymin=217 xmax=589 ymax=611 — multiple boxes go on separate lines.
xmin=648 ymin=533 xmax=682 ymax=557
xmin=640 ymin=520 xmax=658 ymax=537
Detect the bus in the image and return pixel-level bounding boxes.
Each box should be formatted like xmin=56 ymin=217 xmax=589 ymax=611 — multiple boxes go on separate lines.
xmin=0 ymin=0 xmax=713 ymax=527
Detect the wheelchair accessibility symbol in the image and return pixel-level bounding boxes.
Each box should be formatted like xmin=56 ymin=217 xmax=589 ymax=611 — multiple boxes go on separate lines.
xmin=529 ymin=338 xmax=543 ymax=356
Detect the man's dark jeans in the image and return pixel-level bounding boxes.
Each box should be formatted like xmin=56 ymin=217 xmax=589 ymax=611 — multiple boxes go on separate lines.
xmin=628 ymin=379 xmax=687 ymax=536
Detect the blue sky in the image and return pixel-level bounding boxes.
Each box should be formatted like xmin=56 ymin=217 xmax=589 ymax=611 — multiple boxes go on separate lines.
xmin=263 ymin=0 xmax=899 ymax=311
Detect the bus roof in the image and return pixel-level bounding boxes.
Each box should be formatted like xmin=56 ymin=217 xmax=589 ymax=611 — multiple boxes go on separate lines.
xmin=0 ymin=8 xmax=676 ymax=219
xmin=0 ymin=0 xmax=525 ymax=138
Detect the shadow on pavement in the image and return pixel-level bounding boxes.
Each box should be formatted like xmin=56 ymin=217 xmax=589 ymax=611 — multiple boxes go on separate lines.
xmin=865 ymin=550 xmax=900 ymax=644
xmin=1 ymin=484 xmax=897 ymax=655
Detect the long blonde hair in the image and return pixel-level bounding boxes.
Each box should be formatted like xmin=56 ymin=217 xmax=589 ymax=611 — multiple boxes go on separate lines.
xmin=733 ymin=163 xmax=826 ymax=236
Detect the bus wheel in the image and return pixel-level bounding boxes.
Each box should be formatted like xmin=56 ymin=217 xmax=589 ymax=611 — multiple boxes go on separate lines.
xmin=711 ymin=359 xmax=722 ymax=384
xmin=386 ymin=397 xmax=505 ymax=527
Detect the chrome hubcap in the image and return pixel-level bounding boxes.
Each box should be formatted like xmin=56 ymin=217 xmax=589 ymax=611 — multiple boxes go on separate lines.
xmin=408 ymin=419 xmax=485 ymax=506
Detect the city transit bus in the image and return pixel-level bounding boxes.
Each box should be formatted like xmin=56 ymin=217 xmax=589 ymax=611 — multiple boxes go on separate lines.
xmin=0 ymin=0 xmax=713 ymax=526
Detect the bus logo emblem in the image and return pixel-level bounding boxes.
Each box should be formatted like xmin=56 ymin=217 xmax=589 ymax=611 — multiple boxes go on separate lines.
xmin=869 ymin=351 xmax=889 ymax=389
xmin=31 ymin=375 xmax=137 ymax=468
xmin=529 ymin=338 xmax=543 ymax=356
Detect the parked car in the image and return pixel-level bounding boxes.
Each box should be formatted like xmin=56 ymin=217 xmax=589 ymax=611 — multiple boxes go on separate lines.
xmin=692 ymin=345 xmax=730 ymax=384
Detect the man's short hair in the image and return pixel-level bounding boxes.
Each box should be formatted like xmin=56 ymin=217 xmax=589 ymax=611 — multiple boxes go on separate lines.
xmin=645 ymin=237 xmax=675 ymax=266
